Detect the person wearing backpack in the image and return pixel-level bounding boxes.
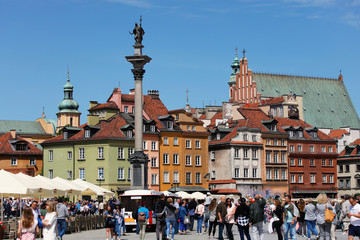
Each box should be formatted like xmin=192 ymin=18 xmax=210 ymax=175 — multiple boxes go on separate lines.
xmin=316 ymin=193 xmax=333 ymax=240
xmin=284 ymin=195 xmax=298 ymax=240
xmin=137 ymin=200 xmax=149 ymax=240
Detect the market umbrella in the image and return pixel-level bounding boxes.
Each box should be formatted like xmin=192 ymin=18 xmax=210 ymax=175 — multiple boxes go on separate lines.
xmin=71 ymin=179 xmax=114 ymax=196
xmin=32 ymin=175 xmax=66 ymax=196
xmin=175 ymin=191 xmax=191 ymax=199
xmin=161 ymin=191 xmax=179 ymax=197
xmin=190 ymin=192 xmax=206 ymax=200
xmin=15 ymin=173 xmax=53 ymax=196
xmin=49 ymin=177 xmax=82 ymax=196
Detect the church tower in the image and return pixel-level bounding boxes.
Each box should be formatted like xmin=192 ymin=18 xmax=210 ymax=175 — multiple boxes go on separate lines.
xmin=228 ymin=49 xmax=240 ymax=102
xmin=56 ymin=70 xmax=81 ymax=131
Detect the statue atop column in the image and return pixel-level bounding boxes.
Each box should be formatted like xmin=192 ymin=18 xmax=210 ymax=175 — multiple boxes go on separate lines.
xmin=130 ymin=16 xmax=145 ymax=45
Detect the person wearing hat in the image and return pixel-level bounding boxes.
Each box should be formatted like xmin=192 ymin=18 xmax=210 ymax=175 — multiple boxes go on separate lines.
xmin=341 ymin=194 xmax=352 ymax=235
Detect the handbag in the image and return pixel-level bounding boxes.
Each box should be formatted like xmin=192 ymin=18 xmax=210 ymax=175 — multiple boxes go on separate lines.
xmin=37 ymin=216 xmax=43 ymax=228
xmin=325 ymin=207 xmax=335 ymax=223
xmin=107 ymin=217 xmax=116 ymax=227
xmin=184 ymin=215 xmax=190 ymax=225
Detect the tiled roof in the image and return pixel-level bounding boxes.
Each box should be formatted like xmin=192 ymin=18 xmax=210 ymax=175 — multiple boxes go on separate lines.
xmin=211 ymin=188 xmax=240 ymax=194
xmin=143 ymin=96 xmax=169 ymax=130
xmin=0 ymin=120 xmax=50 ymax=136
xmin=210 ymin=112 xmax=223 ymax=126
xmin=254 ymin=73 xmax=360 ymax=129
xmin=0 ymin=132 xmax=42 ymax=155
xmin=261 ymin=96 xmax=285 ymax=105
xmin=329 ymin=129 xmax=349 ymax=139
xmin=89 ymin=101 xmax=118 ymax=111
xmin=209 ymin=180 xmax=236 ymax=184
xmin=199 ymin=114 xmax=206 ymax=120
xmin=338 ymin=138 xmax=360 ymax=157
xmin=121 ymin=94 xmax=135 ymax=101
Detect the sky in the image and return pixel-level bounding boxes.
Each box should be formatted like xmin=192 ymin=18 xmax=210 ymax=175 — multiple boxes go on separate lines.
xmin=1 ymin=0 xmax=360 ymax=124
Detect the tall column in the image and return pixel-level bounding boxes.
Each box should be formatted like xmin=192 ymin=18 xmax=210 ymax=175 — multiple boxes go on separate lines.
xmin=125 ymin=21 xmax=151 ymax=190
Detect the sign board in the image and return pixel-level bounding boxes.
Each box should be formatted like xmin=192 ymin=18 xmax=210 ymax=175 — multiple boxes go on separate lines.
xmin=131 ymin=196 xmax=142 ymax=200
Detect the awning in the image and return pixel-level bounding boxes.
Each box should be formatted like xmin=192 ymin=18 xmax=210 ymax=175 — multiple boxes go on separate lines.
xmin=168 ymin=186 xmax=209 ymax=193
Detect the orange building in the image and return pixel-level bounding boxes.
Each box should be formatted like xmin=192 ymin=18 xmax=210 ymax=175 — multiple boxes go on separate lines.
xmin=0 ymin=130 xmax=43 ymax=176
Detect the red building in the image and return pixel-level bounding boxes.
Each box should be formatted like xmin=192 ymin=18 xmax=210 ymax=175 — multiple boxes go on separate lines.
xmin=275 ymin=118 xmax=338 ymax=198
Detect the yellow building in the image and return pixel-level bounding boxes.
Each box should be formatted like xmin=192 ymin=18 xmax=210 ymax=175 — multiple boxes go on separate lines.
xmin=158 ymin=109 xmax=209 ymax=191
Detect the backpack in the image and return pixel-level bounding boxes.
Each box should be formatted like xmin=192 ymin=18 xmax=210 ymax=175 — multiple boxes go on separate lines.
xmin=292 ymin=203 xmax=299 ymax=218
xmin=138 ymin=212 xmax=146 ymax=222
xmin=132 ymin=207 xmax=139 ymax=220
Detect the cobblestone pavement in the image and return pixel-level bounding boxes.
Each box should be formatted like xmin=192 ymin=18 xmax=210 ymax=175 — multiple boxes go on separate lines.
xmin=58 ymin=223 xmax=348 ymax=240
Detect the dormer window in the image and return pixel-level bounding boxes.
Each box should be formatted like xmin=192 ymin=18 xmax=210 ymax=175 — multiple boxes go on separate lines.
xmin=313 ymin=131 xmax=318 ymax=138
xmin=216 ymin=133 xmax=221 ymax=140
xmin=345 ymin=147 xmax=353 ymax=155
xmin=243 ymin=134 xmax=248 ymax=142
xmin=127 ymin=130 xmax=133 ymax=138
xmin=143 ymin=125 xmax=146 ymax=132
xmin=63 ymin=132 xmax=68 ymax=140
xmin=84 ymin=130 xmax=90 ymax=139
xmin=298 ymin=131 xmax=303 ymax=138
xmin=150 ymin=125 xmax=156 ymax=132
xmin=15 ymin=144 xmax=27 ymax=151
xmin=289 ymin=131 xmax=294 ymax=137
xmin=167 ymin=121 xmax=173 ymax=130
xmin=124 ymin=106 xmax=128 ymax=113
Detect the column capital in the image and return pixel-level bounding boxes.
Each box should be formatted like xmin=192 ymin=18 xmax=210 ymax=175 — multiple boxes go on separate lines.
xmin=131 ymin=68 xmax=146 ymax=81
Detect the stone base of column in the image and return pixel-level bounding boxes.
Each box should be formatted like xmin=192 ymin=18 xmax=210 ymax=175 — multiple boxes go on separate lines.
xmin=128 ymin=151 xmax=149 ymax=190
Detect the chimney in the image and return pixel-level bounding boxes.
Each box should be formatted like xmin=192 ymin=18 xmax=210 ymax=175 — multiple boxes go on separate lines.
xmin=10 ymin=129 xmax=16 ymax=139
xmin=338 ymin=73 xmax=343 ymax=81
xmin=89 ymin=101 xmax=98 ymax=109
xmin=147 ymin=90 xmax=160 ymax=99
xmin=129 ymin=88 xmax=135 ymax=95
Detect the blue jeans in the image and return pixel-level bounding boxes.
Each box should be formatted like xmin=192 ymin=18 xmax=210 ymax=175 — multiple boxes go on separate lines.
xmin=284 ymin=221 xmax=297 ymax=240
xmin=57 ymin=219 xmax=67 ymax=239
xmin=136 ymin=221 xmax=140 ymax=234
xmin=166 ymin=218 xmax=176 ymax=239
xmin=116 ymin=222 xmax=121 ymax=236
xmin=218 ymin=222 xmax=225 ymax=240
xmin=197 ymin=217 xmax=203 ymax=233
xmin=174 ymin=218 xmax=179 ymax=234
xmin=306 ymin=220 xmax=318 ymax=238
xmin=179 ymin=217 xmax=186 ymax=231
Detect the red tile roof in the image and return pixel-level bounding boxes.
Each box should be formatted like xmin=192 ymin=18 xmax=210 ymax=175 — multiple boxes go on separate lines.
xmin=121 ymin=94 xmax=135 ymax=102
xmin=143 ymin=96 xmax=169 ymax=129
xmin=89 ymin=101 xmax=118 ymax=111
xmin=261 ymin=96 xmax=285 ymax=105
xmin=338 ymin=138 xmax=360 ymax=157
xmin=209 ymin=180 xmax=236 ymax=184
xmin=211 ymin=189 xmax=240 ymax=194
xmin=0 ymin=132 xmax=42 ymax=155
xmin=210 ymin=112 xmax=223 ymax=126
xmin=329 ymin=129 xmax=349 ymax=139
xmin=199 ymin=114 xmax=206 ymax=120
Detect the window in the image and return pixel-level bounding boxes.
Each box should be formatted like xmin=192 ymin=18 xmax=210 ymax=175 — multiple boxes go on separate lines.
xmin=243 ymin=134 xmax=248 ymax=141
xmin=299 ymin=131 xmax=304 ymax=138
xmin=151 ymin=174 xmax=157 ymax=185
xmin=289 ymin=131 xmax=294 ymax=137
xmin=67 ymin=151 xmax=72 ymax=160
xmin=11 ymin=158 xmax=17 ymax=166
xmin=128 ymin=148 xmax=134 ymax=155
xmin=298 ymin=175 xmax=303 ymax=183
xmin=150 ymin=125 xmax=156 ymax=132
xmin=357 ymin=165 xmax=360 ymax=172
xmin=195 ymin=156 xmax=201 ymax=166
xmin=118 ymin=147 xmax=124 ymax=159
xmin=124 ymin=106 xmax=128 ymax=113
xmin=281 ymin=169 xmax=286 ymax=180
xmin=79 ymin=168 xmax=85 ymax=180
xmin=163 ymin=172 xmax=169 ymax=183
xmin=346 ymin=165 xmax=350 ymax=172
xmin=85 ymin=130 xmax=90 ymax=138
xmin=234 ymin=148 xmax=240 ymax=158
xmin=310 ymin=159 xmax=315 ymax=166
xmin=195 ymin=140 xmax=201 ymax=149
xmin=244 ymin=148 xmax=249 ymax=158
xmin=252 ymin=135 xmax=257 ymax=142
xmin=235 ymin=168 xmax=240 ymax=178
xmin=266 ymin=152 xmax=271 ymax=163
xmin=329 ymin=175 xmax=334 ymax=183
xmin=266 ymin=138 xmax=271 ymax=145
xmin=167 ymin=121 xmax=173 ymax=129
xmin=322 ymin=175 xmax=327 ymax=183
xmin=187 ymin=126 xmax=191 ymax=131
xmin=297 ymin=145 xmax=302 ymax=152
xmin=271 ymin=124 xmax=277 ymax=131
xmin=290 ymin=145 xmax=294 ymax=152
xmin=310 ymin=175 xmax=316 ymax=183
xmin=346 ymin=179 xmax=351 ymax=188
xmin=339 ymin=165 xmax=343 ymax=172
xmin=321 ymin=146 xmax=326 ymax=152
xmin=79 ymin=148 xmax=85 ymax=160
xmin=63 ymin=132 xmax=68 ymax=140
xmin=186 ymin=140 xmax=191 ymax=148
xmin=274 ymin=152 xmax=279 ymax=163
xmin=216 ymin=133 xmax=221 ymax=140
xmin=151 ymin=158 xmax=157 ymax=167
xmin=273 ymin=139 xmax=278 ymax=146
xmin=186 ymin=172 xmax=192 ymax=184
xmin=173 ymin=138 xmax=179 ymax=146
xmin=290 ymin=158 xmax=295 ymax=166
xmin=128 ymin=168 xmax=131 ymax=179
xmin=192 ymin=126 xmax=196 ymax=131
xmin=281 ymin=152 xmax=286 ymax=163
xmin=67 ymin=170 xmax=72 ymax=179
xmin=173 ymin=172 xmax=179 ymax=183
xmin=185 ymin=155 xmax=191 ymax=166
xmin=29 ymin=158 xmax=36 ymax=166
xmin=252 ymin=149 xmax=258 ymax=159
xmin=322 ymin=159 xmax=326 ymax=166
xmin=195 ymin=172 xmax=201 ymax=184
xmin=253 ymin=168 xmax=258 ymax=178
xmin=49 ymin=169 xmax=53 ymax=179
xmin=173 ymin=154 xmax=179 ymax=164
xmin=328 ymin=147 xmax=333 ymax=153
xmin=339 ymin=179 xmax=344 ymax=188
xmin=163 ymin=154 xmax=169 ymax=164
xmin=151 ymin=141 xmax=157 ymax=150
xmin=49 ymin=150 xmax=53 ymax=162
xmin=163 ymin=137 xmax=169 ymax=145
xmin=98 ymin=147 xmax=104 ymax=159
xmin=143 ymin=141 xmax=147 ymax=150
xmin=211 ymin=152 xmax=215 ymax=161
xmin=291 ymin=175 xmax=295 ymax=183
xmin=175 ymin=114 xmax=179 ymax=120
xmin=244 ymin=168 xmax=249 ymax=178
xmin=118 ymin=168 xmax=124 ymax=179
xmin=329 ymin=159 xmax=333 ymax=166
xmin=98 ymin=168 xmax=104 ymax=180
xmin=310 ymin=146 xmax=314 ymax=152
xmin=281 ymin=139 xmax=285 ymax=146
xmin=211 ymin=171 xmax=216 ymax=179
xmin=298 ymin=158 xmax=303 ymax=166
xmin=127 ymin=130 xmax=133 ymax=138
xmin=266 ymin=169 xmax=271 ymax=179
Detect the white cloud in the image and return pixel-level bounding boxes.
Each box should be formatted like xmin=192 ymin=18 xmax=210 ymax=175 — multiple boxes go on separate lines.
xmin=106 ymin=0 xmax=153 ymax=8
xmin=283 ymin=0 xmax=336 ymax=7
xmin=341 ymin=12 xmax=360 ymax=28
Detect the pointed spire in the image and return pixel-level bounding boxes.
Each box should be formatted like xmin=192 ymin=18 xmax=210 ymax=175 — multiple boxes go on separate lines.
xmin=339 ymin=69 xmax=343 ymax=81
xmin=242 ymin=48 xmax=246 ymax=58
xmin=67 ymin=65 xmax=70 ymax=82
xmin=235 ymin=47 xmax=238 ymax=58
xmin=185 ymin=88 xmax=191 ymax=112
xmin=42 ymin=106 xmax=46 ymax=118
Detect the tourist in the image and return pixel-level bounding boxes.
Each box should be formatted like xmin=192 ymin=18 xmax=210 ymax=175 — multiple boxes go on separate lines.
xmin=137 ymin=200 xmax=149 ymax=240
xmin=235 ymin=198 xmax=251 ymax=240
xmin=316 ymin=193 xmax=333 ymax=240
xmin=347 ymin=195 xmax=360 ymax=240
xmin=249 ymin=194 xmax=266 ymax=240
xmin=114 ymin=204 xmax=123 ymax=239
xmin=42 ymin=200 xmax=57 ymax=240
xmin=155 ymin=194 xmax=176 ymax=240
xmin=225 ymin=198 xmax=235 ymax=240
xmin=217 ymin=195 xmax=227 ymax=240
xmin=330 ymin=200 xmax=338 ymax=240
xmin=208 ymin=199 xmax=218 ymax=238
xmin=297 ymin=199 xmax=306 ymax=237
xmin=56 ymin=199 xmax=69 ymax=240
xmin=178 ymin=201 xmax=188 ymax=234
xmin=17 ymin=206 xmax=39 ymax=240
xmin=305 ymin=198 xmax=318 ymax=240
xmin=104 ymin=205 xmax=116 ymax=240
xmin=164 ymin=198 xmax=177 ymax=240
xmin=272 ymin=198 xmax=283 ymax=240
xmin=195 ymin=200 xmax=205 ymax=235
xmin=284 ymin=195 xmax=298 ymax=240
xmin=99 ymin=200 xmax=104 ymax=215
xmin=340 ymin=195 xmax=351 ymax=235
xmin=188 ymin=199 xmax=197 ymax=231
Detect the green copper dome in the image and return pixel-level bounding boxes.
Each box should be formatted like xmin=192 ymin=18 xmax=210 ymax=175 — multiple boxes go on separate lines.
xmin=58 ymin=77 xmax=80 ymax=113
xmin=229 ymin=56 xmax=240 ymax=84
xmin=231 ymin=56 xmax=240 ymax=68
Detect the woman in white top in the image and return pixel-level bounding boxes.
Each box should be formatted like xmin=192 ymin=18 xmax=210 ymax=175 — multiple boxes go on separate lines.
xmin=195 ymin=201 xmax=205 ymax=234
xmin=225 ymin=198 xmax=236 ymax=240
xmin=17 ymin=207 xmax=39 ymax=240
xmin=42 ymin=200 xmax=58 ymax=240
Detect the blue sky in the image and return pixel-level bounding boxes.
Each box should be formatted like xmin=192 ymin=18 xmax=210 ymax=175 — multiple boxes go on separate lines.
xmin=1 ymin=0 xmax=360 ymax=124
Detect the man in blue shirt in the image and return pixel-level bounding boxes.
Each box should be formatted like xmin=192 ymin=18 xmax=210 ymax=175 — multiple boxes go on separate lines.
xmin=284 ymin=195 xmax=297 ymax=240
